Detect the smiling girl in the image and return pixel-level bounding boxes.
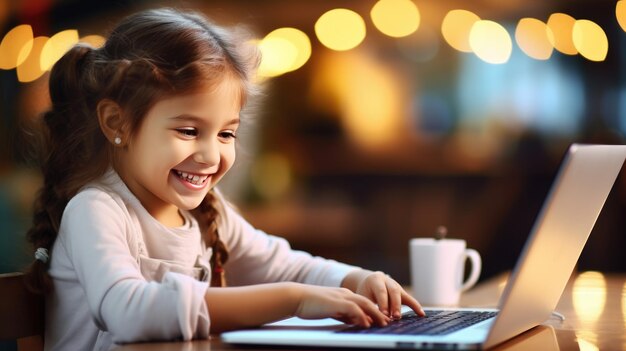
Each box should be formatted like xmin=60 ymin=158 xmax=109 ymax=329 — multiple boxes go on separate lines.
xmin=24 ymin=8 xmax=423 ymax=351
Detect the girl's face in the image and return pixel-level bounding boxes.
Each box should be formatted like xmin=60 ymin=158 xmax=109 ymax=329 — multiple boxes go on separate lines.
xmin=115 ymin=80 xmax=242 ymax=227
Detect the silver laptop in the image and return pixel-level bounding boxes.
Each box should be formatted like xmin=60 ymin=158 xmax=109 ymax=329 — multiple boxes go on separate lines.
xmin=222 ymin=143 xmax=626 ymax=350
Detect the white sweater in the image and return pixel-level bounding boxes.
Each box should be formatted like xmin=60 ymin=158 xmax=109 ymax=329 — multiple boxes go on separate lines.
xmin=44 ymin=170 xmax=358 ymax=351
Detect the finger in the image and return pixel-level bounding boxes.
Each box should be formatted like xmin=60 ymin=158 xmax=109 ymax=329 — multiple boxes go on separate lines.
xmin=348 ymin=302 xmax=373 ymax=327
xmin=336 ymin=302 xmax=371 ymax=327
xmin=371 ymin=283 xmax=390 ymax=316
xmin=386 ymin=280 xmax=403 ymax=319
xmin=352 ymin=294 xmax=390 ymax=326
xmin=400 ymin=290 xmax=425 ymax=317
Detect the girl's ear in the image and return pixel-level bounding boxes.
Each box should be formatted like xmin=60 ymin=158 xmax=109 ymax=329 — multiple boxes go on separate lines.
xmin=97 ymin=99 xmax=129 ymax=146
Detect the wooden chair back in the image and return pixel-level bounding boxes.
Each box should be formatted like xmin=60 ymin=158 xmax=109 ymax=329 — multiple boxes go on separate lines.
xmin=0 ymin=272 xmax=44 ymax=351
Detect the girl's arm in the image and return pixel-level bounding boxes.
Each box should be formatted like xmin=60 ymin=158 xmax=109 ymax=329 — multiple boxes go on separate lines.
xmin=205 ymin=282 xmax=391 ymax=333
xmin=216 ymin=192 xmax=357 ymax=287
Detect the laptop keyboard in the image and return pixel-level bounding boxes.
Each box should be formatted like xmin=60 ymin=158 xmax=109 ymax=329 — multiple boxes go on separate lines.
xmin=337 ymin=310 xmax=498 ymax=336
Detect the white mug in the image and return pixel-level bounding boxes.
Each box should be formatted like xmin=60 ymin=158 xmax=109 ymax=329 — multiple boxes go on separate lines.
xmin=409 ymin=238 xmax=481 ymax=306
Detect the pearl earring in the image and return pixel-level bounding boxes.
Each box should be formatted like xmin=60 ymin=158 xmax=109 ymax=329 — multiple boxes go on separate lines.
xmin=114 ymin=136 xmax=122 ymax=145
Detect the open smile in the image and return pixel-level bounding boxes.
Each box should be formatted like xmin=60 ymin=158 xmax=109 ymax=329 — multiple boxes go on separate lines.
xmin=173 ymin=170 xmax=210 ymax=186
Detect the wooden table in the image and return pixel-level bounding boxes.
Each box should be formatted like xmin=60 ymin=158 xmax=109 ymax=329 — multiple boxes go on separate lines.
xmin=112 ymin=271 xmax=626 ymax=350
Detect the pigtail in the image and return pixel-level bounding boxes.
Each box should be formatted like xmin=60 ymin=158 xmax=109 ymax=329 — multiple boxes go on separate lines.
xmin=24 ymin=44 xmax=110 ymax=294
xmin=191 ymin=191 xmax=229 ymax=287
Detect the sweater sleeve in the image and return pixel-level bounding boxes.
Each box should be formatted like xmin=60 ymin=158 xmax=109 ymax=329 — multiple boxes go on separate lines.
xmin=216 ymin=192 xmax=359 ymax=287
xmin=59 ymin=190 xmax=210 ymax=343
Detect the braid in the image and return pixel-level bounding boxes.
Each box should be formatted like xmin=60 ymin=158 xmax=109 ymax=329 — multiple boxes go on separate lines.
xmin=191 ymin=191 xmax=229 ymax=287
xmin=24 ymin=45 xmax=111 ymax=294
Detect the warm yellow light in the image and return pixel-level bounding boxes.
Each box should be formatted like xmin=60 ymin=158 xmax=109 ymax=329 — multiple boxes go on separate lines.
xmin=315 ymin=8 xmax=366 ymax=51
xmin=17 ymin=36 xmax=48 ymax=83
xmin=618 ymin=1 xmax=626 ymax=32
xmin=310 ymin=51 xmax=407 ymax=150
xmin=343 ymin=67 xmax=399 ymax=148
xmin=441 ymin=9 xmax=480 ymax=53
xmin=469 ymin=20 xmax=512 ymax=64
xmin=271 ymin=28 xmax=311 ymax=72
xmin=257 ymin=27 xmax=311 ymax=78
xmin=573 ymin=271 xmax=606 ymax=323
xmin=80 ymin=34 xmax=106 ymax=48
xmin=572 ymin=20 xmax=608 ymax=62
xmin=40 ymin=29 xmax=79 ymax=71
xmin=547 ymin=13 xmax=578 ymax=55
xmin=515 ymin=18 xmax=554 ymax=60
xmin=0 ymin=24 xmax=33 ymax=69
xmin=370 ymin=0 xmax=420 ymax=38
xmin=251 ymin=153 xmax=292 ymax=200
xmin=257 ymin=37 xmax=298 ymax=78
xmin=576 ymin=337 xmax=600 ymax=351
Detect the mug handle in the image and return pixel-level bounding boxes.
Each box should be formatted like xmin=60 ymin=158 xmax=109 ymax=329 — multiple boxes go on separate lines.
xmin=461 ymin=249 xmax=481 ymax=292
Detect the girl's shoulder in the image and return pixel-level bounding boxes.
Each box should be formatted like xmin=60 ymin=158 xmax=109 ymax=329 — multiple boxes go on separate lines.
xmin=64 ymin=171 xmax=133 ymax=221
xmin=65 ymin=184 xmax=128 ymax=219
xmin=67 ymin=169 xmax=136 ymax=212
xmin=61 ymin=178 xmax=138 ymax=243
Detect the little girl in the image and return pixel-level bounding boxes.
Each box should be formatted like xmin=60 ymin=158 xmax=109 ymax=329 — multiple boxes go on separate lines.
xmin=25 ymin=7 xmax=423 ymax=351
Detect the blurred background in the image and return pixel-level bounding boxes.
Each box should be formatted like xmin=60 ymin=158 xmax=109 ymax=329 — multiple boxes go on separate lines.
xmin=2 ymin=0 xmax=626 ymax=285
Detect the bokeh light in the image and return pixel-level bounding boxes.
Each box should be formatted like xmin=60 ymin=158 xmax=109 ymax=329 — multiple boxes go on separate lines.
xmin=257 ymin=37 xmax=297 ymax=78
xmin=79 ymin=34 xmax=106 ymax=48
xmin=0 ymin=24 xmax=33 ymax=70
xmin=515 ymin=18 xmax=554 ymax=60
xmin=572 ymin=19 xmax=608 ymax=62
xmin=547 ymin=13 xmax=578 ymax=55
xmin=469 ymin=20 xmax=512 ymax=64
xmin=257 ymin=27 xmax=311 ymax=78
xmin=617 ymin=1 xmax=626 ymax=32
xmin=311 ymin=51 xmax=407 ymax=150
xmin=40 ymin=29 xmax=79 ymax=71
xmin=315 ymin=8 xmax=366 ymax=51
xmin=370 ymin=0 xmax=420 ymax=38
xmin=17 ymin=36 xmax=49 ymax=83
xmin=441 ymin=9 xmax=480 ymax=53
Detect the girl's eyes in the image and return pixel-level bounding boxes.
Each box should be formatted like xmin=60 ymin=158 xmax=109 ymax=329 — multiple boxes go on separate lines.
xmin=176 ymin=128 xmax=198 ymax=137
xmin=175 ymin=128 xmax=237 ymax=140
xmin=219 ymin=131 xmax=237 ymax=140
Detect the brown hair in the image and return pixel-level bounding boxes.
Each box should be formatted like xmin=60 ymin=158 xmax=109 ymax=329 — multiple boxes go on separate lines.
xmin=25 ymin=7 xmax=259 ymax=293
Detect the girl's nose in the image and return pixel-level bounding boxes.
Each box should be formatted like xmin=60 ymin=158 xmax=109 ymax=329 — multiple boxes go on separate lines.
xmin=194 ymin=139 xmax=220 ymax=166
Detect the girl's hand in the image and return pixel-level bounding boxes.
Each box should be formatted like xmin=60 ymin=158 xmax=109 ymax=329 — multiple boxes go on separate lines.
xmin=342 ymin=270 xmax=425 ymax=320
xmin=294 ymin=285 xmax=391 ymax=328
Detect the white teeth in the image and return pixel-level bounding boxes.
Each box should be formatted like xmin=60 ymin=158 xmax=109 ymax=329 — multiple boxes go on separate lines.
xmin=175 ymin=170 xmax=209 ymax=185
